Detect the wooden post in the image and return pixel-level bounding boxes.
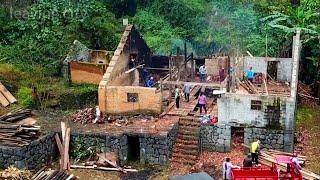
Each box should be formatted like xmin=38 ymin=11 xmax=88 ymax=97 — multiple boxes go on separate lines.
xmin=191 ymin=53 xmax=195 ymax=80
xmin=169 ymin=55 xmax=172 ymax=101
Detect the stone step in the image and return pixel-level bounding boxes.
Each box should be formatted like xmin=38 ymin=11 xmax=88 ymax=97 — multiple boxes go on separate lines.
xmin=174 ymin=143 xmax=198 ymax=150
xmin=178 ymin=121 xmax=200 ymax=127
xmin=172 ymin=153 xmax=198 ymax=162
xmin=173 ymin=148 xmax=198 ymax=155
xmin=171 ymin=158 xmax=196 ymax=165
xmin=177 ymin=134 xmax=199 ymax=141
xmin=178 ymin=129 xmax=199 ymax=136
xmin=175 ymin=139 xmax=198 ymax=145
xmin=180 ymin=126 xmax=201 ymax=132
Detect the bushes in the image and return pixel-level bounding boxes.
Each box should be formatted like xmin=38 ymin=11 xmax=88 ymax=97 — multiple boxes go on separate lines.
xmin=17 ymin=87 xmax=36 ymax=108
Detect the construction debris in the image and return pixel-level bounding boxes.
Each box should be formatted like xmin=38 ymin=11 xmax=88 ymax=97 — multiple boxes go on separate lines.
xmin=0 ymin=109 xmax=33 ymax=123
xmin=0 ymin=123 xmax=40 ymax=146
xmin=259 ymin=149 xmax=320 ymax=180
xmin=71 ymin=108 xmax=104 ymax=124
xmin=32 ymin=169 xmax=76 ymax=180
xmin=0 ymin=82 xmax=17 ymax=107
xmin=55 ymin=122 xmax=71 ymax=171
xmin=298 ymin=81 xmax=319 ymax=107
xmin=0 ymin=166 xmax=32 ymax=179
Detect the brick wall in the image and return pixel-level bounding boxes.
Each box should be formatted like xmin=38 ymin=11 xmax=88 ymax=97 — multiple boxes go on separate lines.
xmin=70 ymin=61 xmax=107 ymax=85
xmin=105 ymin=86 xmax=162 ymax=114
xmin=205 ymin=56 xmax=228 ymax=75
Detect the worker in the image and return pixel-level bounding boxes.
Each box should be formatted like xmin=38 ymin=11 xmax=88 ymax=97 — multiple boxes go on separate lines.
xmin=199 ymin=64 xmax=207 ymax=82
xmin=175 ymin=86 xmax=182 ymax=108
xmin=146 ymin=76 xmax=154 ymax=87
xmin=129 ymin=55 xmax=136 ymax=69
xmin=243 ymin=154 xmax=253 ymax=167
xmin=246 ymin=66 xmax=255 ymax=83
xmin=183 ymin=81 xmax=192 ymax=102
xmin=251 ymin=140 xmax=260 ymax=165
xmin=291 ymin=153 xmax=302 ymax=172
xmin=219 ymin=67 xmax=225 ymax=82
xmin=198 ymin=92 xmax=207 ymax=114
xmin=223 ymin=157 xmax=240 ymax=180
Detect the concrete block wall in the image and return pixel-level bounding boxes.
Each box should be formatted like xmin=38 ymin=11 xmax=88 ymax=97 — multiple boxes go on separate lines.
xmin=218 ymin=94 xmax=289 ymax=127
xmin=243 ymin=57 xmax=268 ymax=75
xmin=0 ymin=133 xmax=57 ymax=170
xmin=277 ymin=58 xmax=293 ymax=82
xmin=70 ymin=61 xmax=106 ymax=85
xmin=105 ymin=86 xmax=162 ymax=114
xmin=244 ymin=128 xmax=285 ymax=151
xmin=200 ymin=125 xmax=231 ymax=152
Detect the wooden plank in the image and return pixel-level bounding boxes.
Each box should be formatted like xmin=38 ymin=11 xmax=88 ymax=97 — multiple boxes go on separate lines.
xmin=70 ymin=165 xmax=138 ymax=172
xmin=0 ymin=92 xmax=10 ymax=107
xmin=63 ymin=128 xmax=70 ymax=170
xmin=55 ymin=133 xmax=64 ymax=170
xmin=0 ymin=82 xmax=17 ymax=103
xmin=124 ymin=64 xmax=145 ymax=74
xmin=97 ymin=153 xmax=125 ymax=173
xmin=61 ymin=122 xmax=66 ymax=143
xmin=263 ymin=75 xmax=268 ymax=95
xmin=163 ymin=81 xmax=223 ymax=88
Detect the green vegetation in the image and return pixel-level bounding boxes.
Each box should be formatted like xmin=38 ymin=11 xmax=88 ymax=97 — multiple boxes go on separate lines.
xmin=71 ymin=136 xmax=99 ymax=162
xmin=0 ymin=0 xmax=319 ymax=110
xmin=297 ymin=106 xmax=320 ymax=174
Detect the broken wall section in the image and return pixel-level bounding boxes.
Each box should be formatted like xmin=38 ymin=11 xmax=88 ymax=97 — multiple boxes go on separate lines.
xmin=242 ymin=57 xmax=293 ymax=82
xmin=99 ymin=25 xmax=160 ymax=114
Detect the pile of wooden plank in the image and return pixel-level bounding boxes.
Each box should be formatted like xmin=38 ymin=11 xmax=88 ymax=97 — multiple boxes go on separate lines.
xmin=71 ymin=152 xmax=138 ymax=173
xmin=0 ymin=82 xmax=17 ymax=107
xmin=237 ymin=77 xmax=258 ymax=94
xmin=0 ymin=123 xmax=40 ymax=146
xmin=0 ymin=109 xmax=33 ymax=123
xmin=259 ymin=149 xmax=320 ymax=180
xmin=32 ymin=169 xmax=75 ymax=180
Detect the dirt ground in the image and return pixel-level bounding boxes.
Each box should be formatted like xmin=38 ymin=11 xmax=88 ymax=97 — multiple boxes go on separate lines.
xmin=296 ymin=106 xmax=320 ymax=174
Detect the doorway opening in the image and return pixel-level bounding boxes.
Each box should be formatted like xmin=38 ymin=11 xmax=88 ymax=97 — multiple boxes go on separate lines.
xmin=267 ymin=61 xmax=278 ymax=80
xmin=231 ymin=127 xmax=244 ymax=151
xmin=127 ymin=136 xmax=140 ymax=161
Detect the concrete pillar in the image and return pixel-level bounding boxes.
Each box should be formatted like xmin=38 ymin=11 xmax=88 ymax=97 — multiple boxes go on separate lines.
xmin=283 ymin=31 xmax=301 ymax=152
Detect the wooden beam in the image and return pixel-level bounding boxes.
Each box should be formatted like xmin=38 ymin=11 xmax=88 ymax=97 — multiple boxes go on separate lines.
xmin=70 ymin=165 xmax=138 ymax=172
xmin=263 ymin=75 xmax=268 ymax=95
xmin=55 ymin=133 xmax=64 ymax=170
xmin=137 ymin=67 xmax=170 ymax=71
xmin=63 ymin=128 xmax=70 ymax=170
xmin=163 ymin=81 xmax=222 ymax=88
xmin=125 ymin=64 xmax=145 ymax=74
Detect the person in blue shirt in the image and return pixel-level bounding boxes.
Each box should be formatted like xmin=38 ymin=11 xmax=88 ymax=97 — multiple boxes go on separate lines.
xmin=146 ymin=76 xmax=154 ymax=87
xmin=246 ymin=66 xmax=255 ymax=83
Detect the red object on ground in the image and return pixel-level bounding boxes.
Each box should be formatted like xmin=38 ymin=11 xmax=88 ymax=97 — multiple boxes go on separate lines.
xmin=275 ymin=155 xmax=303 ymax=180
xmin=210 ymin=116 xmax=218 ymax=124
xmin=231 ymin=164 xmax=279 ymax=180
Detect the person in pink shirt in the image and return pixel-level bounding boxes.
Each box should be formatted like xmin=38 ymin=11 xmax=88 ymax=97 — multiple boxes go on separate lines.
xmin=198 ymin=92 xmax=207 ymax=114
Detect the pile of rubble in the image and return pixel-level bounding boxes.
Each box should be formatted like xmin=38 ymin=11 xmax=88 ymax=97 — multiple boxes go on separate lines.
xmin=71 ymin=108 xmax=104 ymax=124
xmin=298 ymin=81 xmax=319 ymax=107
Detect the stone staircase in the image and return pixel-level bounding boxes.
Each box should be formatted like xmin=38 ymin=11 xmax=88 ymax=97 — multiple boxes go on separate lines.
xmin=171 ymin=117 xmax=200 ymax=166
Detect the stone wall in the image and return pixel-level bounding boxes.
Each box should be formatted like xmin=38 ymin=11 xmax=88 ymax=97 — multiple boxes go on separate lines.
xmin=70 ymin=133 xmax=127 ymax=163
xmin=200 ymin=125 xmax=231 ymax=152
xmin=0 ymin=133 xmax=57 ymax=170
xmin=244 ymin=128 xmax=285 ymax=151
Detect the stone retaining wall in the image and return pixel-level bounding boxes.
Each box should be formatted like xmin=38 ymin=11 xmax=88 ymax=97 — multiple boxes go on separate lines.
xmin=244 ymin=128 xmax=285 ymax=151
xmin=0 ymin=133 xmax=57 ymax=169
xmin=200 ymin=125 xmax=231 ymax=152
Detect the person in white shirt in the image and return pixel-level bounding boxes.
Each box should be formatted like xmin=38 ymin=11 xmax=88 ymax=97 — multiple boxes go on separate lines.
xmin=223 ymin=157 xmax=240 ymax=180
xmin=199 ymin=64 xmax=207 ymax=82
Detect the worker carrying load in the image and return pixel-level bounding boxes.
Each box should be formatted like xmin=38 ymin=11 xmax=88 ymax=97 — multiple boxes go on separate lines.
xmin=251 ymin=140 xmax=260 ymax=165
